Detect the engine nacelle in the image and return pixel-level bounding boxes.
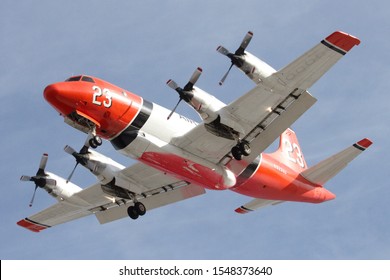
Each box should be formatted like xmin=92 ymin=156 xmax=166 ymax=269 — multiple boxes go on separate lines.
xmin=186 ymin=86 xmax=226 ymax=123
xmin=236 ymin=51 xmax=276 ymax=84
xmin=42 ymin=172 xmax=83 ymax=201
xmin=76 ymin=149 xmax=125 ymax=185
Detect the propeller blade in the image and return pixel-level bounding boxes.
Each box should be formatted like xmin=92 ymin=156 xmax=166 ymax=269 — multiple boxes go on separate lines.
xmin=184 ymin=67 xmax=202 ymax=91
xmin=39 ymin=153 xmax=48 ymax=170
xmin=235 ymin=31 xmax=253 ymax=55
xmin=20 ymin=175 xmax=32 ymax=182
xmin=66 ymin=162 xmax=79 ymax=183
xmin=219 ymin=63 xmax=234 ymax=86
xmin=64 ymin=145 xmax=77 ymax=155
xmin=167 ymin=79 xmax=179 ymax=91
xmin=217 ymin=45 xmax=230 ymax=56
xmin=167 ymin=98 xmax=183 ymax=120
xmin=29 ymin=185 xmax=38 ymax=207
xmin=37 ymin=153 xmax=48 ymax=176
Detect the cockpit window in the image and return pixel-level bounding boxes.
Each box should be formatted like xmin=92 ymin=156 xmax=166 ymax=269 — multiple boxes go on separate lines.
xmin=64 ymin=76 xmax=95 ymax=83
xmin=81 ymin=76 xmax=95 ymax=83
xmin=65 ymin=76 xmax=81 ymax=82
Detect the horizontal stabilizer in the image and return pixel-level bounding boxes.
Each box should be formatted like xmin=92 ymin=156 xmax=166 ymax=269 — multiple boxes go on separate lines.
xmin=300 ymin=138 xmax=372 ymax=186
xmin=235 ymin=198 xmax=283 ymax=214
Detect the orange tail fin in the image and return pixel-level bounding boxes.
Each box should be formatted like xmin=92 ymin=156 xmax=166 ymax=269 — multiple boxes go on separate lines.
xmin=270 ymin=128 xmax=307 ymax=172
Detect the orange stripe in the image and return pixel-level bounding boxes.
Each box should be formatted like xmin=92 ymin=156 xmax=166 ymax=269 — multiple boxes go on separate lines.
xmin=17 ymin=219 xmax=49 ymax=233
xmin=235 ymin=207 xmax=249 ymax=214
xmin=357 ymin=138 xmax=373 ymax=149
xmin=325 ymin=31 xmax=360 ymax=52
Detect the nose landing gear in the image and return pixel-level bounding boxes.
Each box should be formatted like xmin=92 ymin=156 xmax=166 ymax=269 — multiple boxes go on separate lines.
xmin=89 ymin=135 xmax=103 ymax=149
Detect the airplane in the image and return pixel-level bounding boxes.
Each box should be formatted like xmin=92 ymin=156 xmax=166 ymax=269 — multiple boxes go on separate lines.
xmin=17 ymin=30 xmax=372 ymax=232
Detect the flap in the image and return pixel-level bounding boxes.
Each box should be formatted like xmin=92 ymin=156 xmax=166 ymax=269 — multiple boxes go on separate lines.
xmin=95 ymin=183 xmax=205 ymax=224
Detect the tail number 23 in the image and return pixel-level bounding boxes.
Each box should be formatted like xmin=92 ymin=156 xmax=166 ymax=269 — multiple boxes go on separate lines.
xmin=284 ymin=140 xmax=305 ymax=168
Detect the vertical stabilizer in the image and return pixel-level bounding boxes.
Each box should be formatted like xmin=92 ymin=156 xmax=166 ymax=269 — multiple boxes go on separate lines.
xmin=270 ymin=128 xmax=307 ymax=172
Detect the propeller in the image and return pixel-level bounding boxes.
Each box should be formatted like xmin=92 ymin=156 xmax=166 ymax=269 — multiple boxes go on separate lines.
xmin=63 ymin=132 xmax=101 ymax=182
xmin=217 ymin=31 xmax=253 ymax=85
xmin=166 ymin=67 xmax=202 ymax=120
xmin=64 ymin=145 xmax=89 ymax=183
xmin=20 ymin=153 xmax=56 ymax=207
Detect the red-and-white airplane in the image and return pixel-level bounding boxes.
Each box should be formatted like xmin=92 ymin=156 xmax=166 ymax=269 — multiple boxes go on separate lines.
xmin=18 ymin=31 xmax=372 ymax=232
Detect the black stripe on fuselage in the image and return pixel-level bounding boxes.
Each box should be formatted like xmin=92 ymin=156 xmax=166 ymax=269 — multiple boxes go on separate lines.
xmin=111 ymin=100 xmax=153 ymax=150
xmin=321 ymin=40 xmax=346 ymax=55
xmin=236 ymin=155 xmax=262 ymax=186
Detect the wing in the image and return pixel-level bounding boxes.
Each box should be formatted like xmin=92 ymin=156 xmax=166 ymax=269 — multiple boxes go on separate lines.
xmin=17 ymin=163 xmax=205 ymax=232
xmin=17 ymin=200 xmax=95 ymax=232
xmin=172 ymin=31 xmax=360 ymax=175
xmin=271 ymin=31 xmax=360 ymax=91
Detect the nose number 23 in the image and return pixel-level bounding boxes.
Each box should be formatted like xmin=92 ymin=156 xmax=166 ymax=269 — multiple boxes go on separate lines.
xmin=92 ymin=86 xmax=112 ymax=108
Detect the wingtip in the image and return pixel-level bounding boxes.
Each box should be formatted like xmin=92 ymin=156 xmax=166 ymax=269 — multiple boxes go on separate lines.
xmin=17 ymin=218 xmax=49 ymax=233
xmin=235 ymin=206 xmax=252 ymax=214
xmin=357 ymin=138 xmax=373 ymax=149
xmin=235 ymin=207 xmax=246 ymax=214
xmin=325 ymin=31 xmax=361 ymax=52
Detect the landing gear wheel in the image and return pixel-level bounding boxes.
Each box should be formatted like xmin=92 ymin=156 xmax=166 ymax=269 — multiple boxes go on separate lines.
xmin=93 ymin=136 xmax=103 ymax=146
xmin=239 ymin=141 xmax=251 ymax=156
xmin=231 ymin=146 xmax=243 ymax=161
xmin=134 ymin=202 xmax=146 ymax=216
xmin=127 ymin=206 xmax=139 ymax=220
xmin=89 ymin=139 xmax=98 ymax=149
xmin=89 ymin=136 xmax=102 ymax=149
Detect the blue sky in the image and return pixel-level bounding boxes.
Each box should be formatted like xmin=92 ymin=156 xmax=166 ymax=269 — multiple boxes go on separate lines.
xmin=1 ymin=0 xmax=389 ymax=259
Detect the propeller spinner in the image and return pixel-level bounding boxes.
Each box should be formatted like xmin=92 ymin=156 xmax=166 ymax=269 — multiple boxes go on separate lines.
xmin=20 ymin=153 xmax=55 ymax=207
xmin=166 ymin=67 xmax=202 ymax=120
xmin=217 ymin=31 xmax=253 ymax=85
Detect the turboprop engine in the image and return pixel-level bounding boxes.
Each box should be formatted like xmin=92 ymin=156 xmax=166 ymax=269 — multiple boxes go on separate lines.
xmin=64 ymin=145 xmax=142 ymax=201
xmin=217 ymin=31 xmax=276 ymax=85
xmin=166 ymin=67 xmax=225 ymax=123
xmin=20 ymin=153 xmax=82 ymax=206
xmin=64 ymin=145 xmax=125 ymax=185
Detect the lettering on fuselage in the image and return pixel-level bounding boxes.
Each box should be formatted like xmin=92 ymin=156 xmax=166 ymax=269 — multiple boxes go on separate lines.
xmin=273 ymin=164 xmax=287 ymax=175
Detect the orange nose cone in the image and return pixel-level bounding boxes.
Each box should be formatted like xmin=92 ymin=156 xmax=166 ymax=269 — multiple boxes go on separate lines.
xmin=43 ymin=83 xmax=75 ymax=116
xmin=43 ymin=84 xmax=60 ymax=105
xmin=44 ymin=84 xmax=62 ymax=112
xmin=43 ymin=84 xmax=58 ymax=104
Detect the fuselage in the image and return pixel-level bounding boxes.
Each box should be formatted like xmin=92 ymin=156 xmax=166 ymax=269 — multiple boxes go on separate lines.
xmin=44 ymin=75 xmax=335 ymax=204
